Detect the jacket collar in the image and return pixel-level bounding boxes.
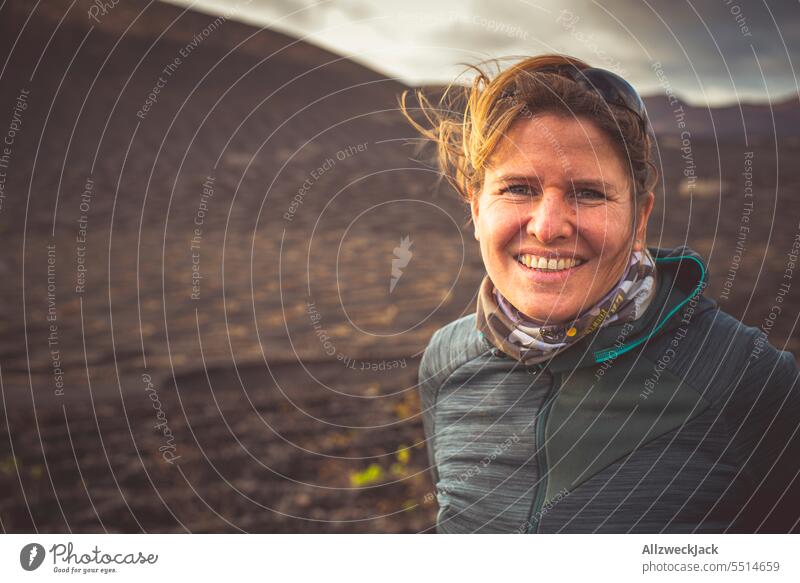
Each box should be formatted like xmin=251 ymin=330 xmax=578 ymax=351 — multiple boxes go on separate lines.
xmin=542 ymin=245 xmax=717 ymax=373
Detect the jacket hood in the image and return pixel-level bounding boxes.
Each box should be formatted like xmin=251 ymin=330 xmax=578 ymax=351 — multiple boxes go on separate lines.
xmin=545 ymin=244 xmax=718 ymax=373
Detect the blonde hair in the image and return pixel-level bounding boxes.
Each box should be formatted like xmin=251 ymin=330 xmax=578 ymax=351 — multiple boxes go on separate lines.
xmin=399 ymin=54 xmax=657 ymax=209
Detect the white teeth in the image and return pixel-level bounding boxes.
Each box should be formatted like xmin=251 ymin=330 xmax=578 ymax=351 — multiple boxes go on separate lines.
xmin=516 ymin=254 xmax=583 ymax=271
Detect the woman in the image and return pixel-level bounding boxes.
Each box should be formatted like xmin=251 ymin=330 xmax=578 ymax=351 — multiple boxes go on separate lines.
xmin=404 ymin=55 xmax=800 ymax=533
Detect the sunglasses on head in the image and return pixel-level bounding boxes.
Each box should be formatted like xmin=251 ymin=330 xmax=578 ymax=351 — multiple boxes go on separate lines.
xmin=505 ymin=64 xmax=655 ymax=144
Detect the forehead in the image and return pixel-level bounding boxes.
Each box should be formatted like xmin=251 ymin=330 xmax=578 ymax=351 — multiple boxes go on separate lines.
xmin=485 ymin=113 xmax=627 ymax=180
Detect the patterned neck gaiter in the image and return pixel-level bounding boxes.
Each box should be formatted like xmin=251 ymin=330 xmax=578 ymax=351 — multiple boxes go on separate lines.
xmin=476 ymin=248 xmax=658 ymax=364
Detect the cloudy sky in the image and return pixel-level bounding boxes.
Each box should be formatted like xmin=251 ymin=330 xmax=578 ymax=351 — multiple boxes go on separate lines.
xmin=161 ymin=0 xmax=799 ymax=106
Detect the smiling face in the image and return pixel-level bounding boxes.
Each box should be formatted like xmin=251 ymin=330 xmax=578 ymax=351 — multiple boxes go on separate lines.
xmin=470 ymin=113 xmax=655 ymax=324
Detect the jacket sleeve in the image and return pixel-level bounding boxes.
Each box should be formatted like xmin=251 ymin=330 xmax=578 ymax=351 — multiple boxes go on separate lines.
xmin=726 ymin=332 xmax=800 ymax=532
xmin=418 ymin=329 xmax=442 ymax=492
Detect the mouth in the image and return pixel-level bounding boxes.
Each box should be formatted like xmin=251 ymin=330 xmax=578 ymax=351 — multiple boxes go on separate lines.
xmin=514 ymin=253 xmax=586 ymax=272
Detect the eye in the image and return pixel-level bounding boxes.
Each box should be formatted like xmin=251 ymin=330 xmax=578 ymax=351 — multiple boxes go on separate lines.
xmin=499 ymin=183 xmax=535 ymax=196
xmin=574 ymin=189 xmax=607 ymax=201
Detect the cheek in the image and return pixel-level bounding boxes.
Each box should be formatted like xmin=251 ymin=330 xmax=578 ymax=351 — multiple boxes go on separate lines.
xmin=482 ymin=205 xmax=525 ymax=247
xmin=578 ymin=208 xmax=632 ymax=255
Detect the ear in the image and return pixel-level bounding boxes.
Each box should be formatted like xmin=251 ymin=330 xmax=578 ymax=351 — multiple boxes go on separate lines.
xmin=469 ymin=190 xmax=481 ymax=241
xmin=633 ymin=191 xmax=655 ymax=252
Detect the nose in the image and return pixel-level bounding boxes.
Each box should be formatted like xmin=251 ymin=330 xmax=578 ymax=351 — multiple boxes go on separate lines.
xmin=526 ymin=189 xmax=576 ymax=243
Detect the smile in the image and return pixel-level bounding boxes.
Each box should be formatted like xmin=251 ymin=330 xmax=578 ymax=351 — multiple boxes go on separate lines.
xmin=515 ymin=254 xmax=585 ymax=272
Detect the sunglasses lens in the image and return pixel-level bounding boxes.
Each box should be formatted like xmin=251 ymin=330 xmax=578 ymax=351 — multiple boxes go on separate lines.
xmin=534 ymin=65 xmax=651 ymax=136
xmin=579 ymin=68 xmax=646 ymax=118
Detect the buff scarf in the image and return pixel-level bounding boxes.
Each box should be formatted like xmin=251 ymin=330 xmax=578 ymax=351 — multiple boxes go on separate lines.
xmin=476 ymin=249 xmax=658 ymax=364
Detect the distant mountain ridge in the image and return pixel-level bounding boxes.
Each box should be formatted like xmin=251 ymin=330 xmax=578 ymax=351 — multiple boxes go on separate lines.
xmin=643 ymin=93 xmax=800 ymax=139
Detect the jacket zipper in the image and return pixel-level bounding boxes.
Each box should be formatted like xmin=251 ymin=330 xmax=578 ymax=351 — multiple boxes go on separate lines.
xmin=526 ymin=370 xmax=561 ymax=534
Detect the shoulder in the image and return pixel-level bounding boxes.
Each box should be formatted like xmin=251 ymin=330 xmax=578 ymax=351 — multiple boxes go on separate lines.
xmin=418 ymin=313 xmax=492 ymax=396
xmin=671 ymin=304 xmax=799 ymax=408
xmin=643 ymin=302 xmax=798 ymax=404
xmin=691 ymin=306 xmax=798 ymax=379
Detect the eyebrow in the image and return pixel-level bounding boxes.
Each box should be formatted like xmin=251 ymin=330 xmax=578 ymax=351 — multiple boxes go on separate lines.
xmin=492 ymin=174 xmax=619 ymax=193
